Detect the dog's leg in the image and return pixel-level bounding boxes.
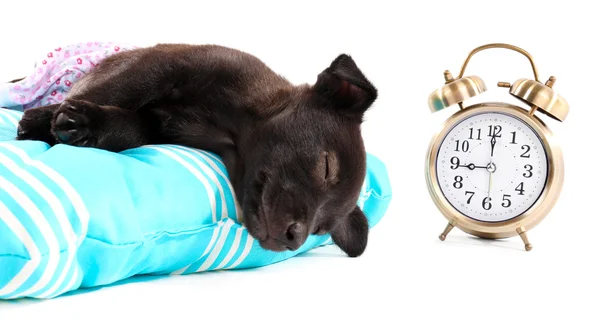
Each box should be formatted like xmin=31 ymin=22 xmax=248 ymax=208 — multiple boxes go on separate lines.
xmin=50 ymin=99 xmax=151 ymax=152
xmin=16 ymin=104 xmax=60 ymax=145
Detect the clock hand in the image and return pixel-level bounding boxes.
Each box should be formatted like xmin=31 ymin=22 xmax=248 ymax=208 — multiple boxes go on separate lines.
xmin=487 ymin=169 xmax=493 ymax=197
xmin=488 ymin=134 xmax=497 ymax=197
xmin=459 ymin=163 xmax=488 ymax=170
xmin=485 ymin=162 xmax=497 ymax=197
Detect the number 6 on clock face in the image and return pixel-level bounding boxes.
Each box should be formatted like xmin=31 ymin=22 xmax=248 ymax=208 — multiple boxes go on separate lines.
xmin=435 ymin=112 xmax=548 ymax=223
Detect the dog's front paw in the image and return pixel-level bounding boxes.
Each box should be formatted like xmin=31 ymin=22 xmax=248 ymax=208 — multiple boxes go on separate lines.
xmin=16 ymin=106 xmax=57 ymax=144
xmin=51 ymin=100 xmax=100 ymax=147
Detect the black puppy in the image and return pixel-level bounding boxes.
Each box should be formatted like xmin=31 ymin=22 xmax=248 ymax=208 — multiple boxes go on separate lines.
xmin=16 ymin=44 xmax=378 ymax=257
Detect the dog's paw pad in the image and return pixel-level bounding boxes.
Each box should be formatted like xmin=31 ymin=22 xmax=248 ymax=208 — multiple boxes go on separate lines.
xmin=52 ymin=100 xmax=96 ymax=146
xmin=54 ymin=112 xmax=79 ymax=142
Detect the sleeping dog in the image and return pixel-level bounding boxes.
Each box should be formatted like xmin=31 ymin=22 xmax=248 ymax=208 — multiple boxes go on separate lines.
xmin=16 ymin=44 xmax=378 ymax=257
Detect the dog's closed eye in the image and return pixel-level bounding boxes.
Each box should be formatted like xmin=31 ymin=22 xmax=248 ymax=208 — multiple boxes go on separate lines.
xmin=315 ymin=151 xmax=339 ymax=185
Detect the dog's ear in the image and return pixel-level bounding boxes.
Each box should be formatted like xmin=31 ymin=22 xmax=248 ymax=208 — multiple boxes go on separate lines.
xmin=314 ymin=54 xmax=377 ymax=118
xmin=330 ymin=205 xmax=369 ymax=257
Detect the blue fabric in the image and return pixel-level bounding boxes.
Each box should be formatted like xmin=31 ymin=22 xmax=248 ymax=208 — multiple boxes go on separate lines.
xmin=0 ymin=108 xmax=392 ymax=299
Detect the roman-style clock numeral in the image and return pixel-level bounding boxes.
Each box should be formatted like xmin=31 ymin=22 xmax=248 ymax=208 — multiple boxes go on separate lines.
xmin=515 ymin=182 xmax=525 ymax=195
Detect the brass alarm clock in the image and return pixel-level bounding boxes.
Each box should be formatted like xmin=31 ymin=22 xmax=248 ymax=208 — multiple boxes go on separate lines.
xmin=425 ymin=43 xmax=568 ymax=251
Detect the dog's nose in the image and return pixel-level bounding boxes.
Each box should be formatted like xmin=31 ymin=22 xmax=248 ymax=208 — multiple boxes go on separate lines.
xmin=276 ymin=222 xmax=306 ymax=251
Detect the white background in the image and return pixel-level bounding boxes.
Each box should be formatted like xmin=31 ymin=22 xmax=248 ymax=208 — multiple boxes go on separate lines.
xmin=0 ymin=0 xmax=598 ymax=325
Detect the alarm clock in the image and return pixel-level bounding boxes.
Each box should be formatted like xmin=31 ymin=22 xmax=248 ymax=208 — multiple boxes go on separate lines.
xmin=425 ymin=43 xmax=569 ymax=251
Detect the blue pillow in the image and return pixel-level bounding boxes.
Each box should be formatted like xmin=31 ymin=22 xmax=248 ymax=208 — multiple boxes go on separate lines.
xmin=0 ymin=108 xmax=392 ymax=299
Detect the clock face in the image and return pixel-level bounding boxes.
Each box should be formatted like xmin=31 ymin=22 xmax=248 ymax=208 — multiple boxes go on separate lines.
xmin=435 ymin=111 xmax=548 ymax=222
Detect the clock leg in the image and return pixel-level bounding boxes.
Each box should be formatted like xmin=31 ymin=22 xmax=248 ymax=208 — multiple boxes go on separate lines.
xmin=439 ymin=221 xmax=455 ymax=241
xmin=517 ymin=228 xmax=533 ymax=251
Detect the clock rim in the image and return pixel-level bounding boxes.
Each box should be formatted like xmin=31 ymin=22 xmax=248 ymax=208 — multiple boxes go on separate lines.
xmin=425 ymin=102 xmax=564 ymax=239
